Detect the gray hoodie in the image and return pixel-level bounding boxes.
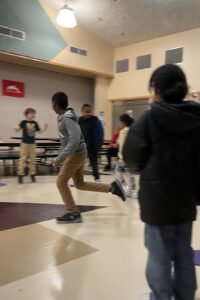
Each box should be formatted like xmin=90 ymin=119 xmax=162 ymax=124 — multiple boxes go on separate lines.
xmin=56 ymin=108 xmax=86 ymax=162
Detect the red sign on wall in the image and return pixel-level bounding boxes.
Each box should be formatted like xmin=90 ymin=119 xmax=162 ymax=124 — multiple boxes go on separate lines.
xmin=2 ymin=80 xmax=25 ymax=98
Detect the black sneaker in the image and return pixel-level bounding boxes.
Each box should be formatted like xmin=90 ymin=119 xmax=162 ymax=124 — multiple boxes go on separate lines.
xmin=30 ymin=175 xmax=36 ymax=183
xmin=56 ymin=212 xmax=82 ymax=224
xmin=18 ymin=175 xmax=23 ymax=184
xmin=111 ymin=179 xmax=126 ymax=201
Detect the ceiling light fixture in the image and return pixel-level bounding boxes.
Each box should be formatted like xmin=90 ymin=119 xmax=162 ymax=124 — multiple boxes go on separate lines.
xmin=56 ymin=4 xmax=77 ymax=28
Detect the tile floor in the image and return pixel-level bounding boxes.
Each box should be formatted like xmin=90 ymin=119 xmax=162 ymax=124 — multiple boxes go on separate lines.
xmin=0 ymin=175 xmax=200 ymax=300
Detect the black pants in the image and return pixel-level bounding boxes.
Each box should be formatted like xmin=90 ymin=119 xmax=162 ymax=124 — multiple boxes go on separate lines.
xmin=106 ymin=147 xmax=118 ymax=168
xmin=87 ymin=147 xmax=99 ymax=180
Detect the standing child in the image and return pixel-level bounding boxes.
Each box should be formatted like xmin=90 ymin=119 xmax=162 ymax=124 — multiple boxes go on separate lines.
xmin=52 ymin=92 xmax=126 ymax=224
xmin=79 ymin=104 xmax=104 ymax=182
xmin=104 ymin=127 xmax=120 ymax=171
xmin=123 ymin=64 xmax=200 ymax=300
xmin=15 ymin=108 xmax=48 ymax=184
xmin=115 ymin=114 xmax=137 ymax=198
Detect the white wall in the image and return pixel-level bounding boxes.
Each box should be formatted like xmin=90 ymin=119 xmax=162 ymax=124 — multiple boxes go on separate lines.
xmin=0 ymin=62 xmax=94 ymax=139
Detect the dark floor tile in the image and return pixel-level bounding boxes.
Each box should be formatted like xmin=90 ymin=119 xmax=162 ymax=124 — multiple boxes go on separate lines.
xmin=0 ymin=203 xmax=106 ymax=231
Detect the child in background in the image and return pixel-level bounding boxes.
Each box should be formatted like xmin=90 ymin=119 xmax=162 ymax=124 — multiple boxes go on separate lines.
xmin=14 ymin=108 xmax=48 ymax=184
xmin=104 ymin=127 xmax=120 ymax=171
xmin=79 ymin=104 xmax=104 ymax=182
xmin=115 ymin=114 xmax=137 ymax=198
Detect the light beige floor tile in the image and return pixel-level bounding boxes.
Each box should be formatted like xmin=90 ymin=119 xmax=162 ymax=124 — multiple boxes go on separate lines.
xmin=0 ymin=224 xmax=97 ymax=286
xmin=0 ymin=176 xmax=200 ymax=300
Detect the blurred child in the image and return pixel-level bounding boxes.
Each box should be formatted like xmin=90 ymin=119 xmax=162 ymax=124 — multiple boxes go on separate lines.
xmin=79 ymin=104 xmax=104 ymax=182
xmin=14 ymin=108 xmax=48 ymax=183
xmin=115 ymin=114 xmax=137 ymax=198
xmin=104 ymin=127 xmax=120 ymax=171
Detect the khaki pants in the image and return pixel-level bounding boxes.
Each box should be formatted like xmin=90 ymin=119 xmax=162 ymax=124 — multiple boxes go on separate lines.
xmin=57 ymin=151 xmax=111 ymax=213
xmin=18 ymin=143 xmax=36 ymax=176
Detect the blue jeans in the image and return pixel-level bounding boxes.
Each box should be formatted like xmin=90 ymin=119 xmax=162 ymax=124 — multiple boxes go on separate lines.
xmin=145 ymin=222 xmax=196 ymax=300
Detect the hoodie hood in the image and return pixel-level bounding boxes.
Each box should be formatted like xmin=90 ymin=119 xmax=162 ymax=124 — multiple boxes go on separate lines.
xmin=56 ymin=107 xmax=86 ymax=161
xmin=151 ymin=100 xmax=200 ymax=135
xmin=58 ymin=108 xmax=78 ymax=122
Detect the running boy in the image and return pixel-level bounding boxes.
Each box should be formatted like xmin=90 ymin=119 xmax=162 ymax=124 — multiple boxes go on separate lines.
xmin=52 ymin=92 xmax=126 ymax=224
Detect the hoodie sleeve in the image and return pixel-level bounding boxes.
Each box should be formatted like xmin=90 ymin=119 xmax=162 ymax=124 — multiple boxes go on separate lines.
xmin=123 ymin=111 xmax=150 ymax=173
xmin=56 ymin=117 xmax=81 ymax=162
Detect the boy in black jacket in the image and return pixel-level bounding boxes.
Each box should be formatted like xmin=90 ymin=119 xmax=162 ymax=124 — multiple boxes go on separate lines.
xmin=123 ymin=64 xmax=200 ymax=300
xmin=79 ymin=104 xmax=104 ymax=182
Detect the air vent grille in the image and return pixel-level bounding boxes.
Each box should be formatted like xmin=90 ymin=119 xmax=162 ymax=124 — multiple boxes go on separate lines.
xmin=0 ymin=25 xmax=25 ymax=41
xmin=70 ymin=46 xmax=87 ymax=56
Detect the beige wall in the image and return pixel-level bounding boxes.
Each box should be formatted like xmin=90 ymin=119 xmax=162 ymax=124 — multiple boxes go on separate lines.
xmin=0 ymin=62 xmax=94 ymax=140
xmin=2 ymin=14 xmax=200 ymax=140
xmin=94 ymin=77 xmax=112 ymax=139
xmin=109 ymin=28 xmax=200 ymax=100
xmin=39 ymin=0 xmax=114 ymax=76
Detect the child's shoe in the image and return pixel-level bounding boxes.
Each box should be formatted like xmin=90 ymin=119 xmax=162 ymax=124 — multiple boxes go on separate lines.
xmin=18 ymin=175 xmax=23 ymax=184
xmin=30 ymin=175 xmax=36 ymax=183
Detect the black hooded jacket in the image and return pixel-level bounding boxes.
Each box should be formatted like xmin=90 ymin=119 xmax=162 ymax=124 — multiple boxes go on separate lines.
xmin=79 ymin=116 xmax=104 ymax=151
xmin=123 ymin=100 xmax=200 ymax=225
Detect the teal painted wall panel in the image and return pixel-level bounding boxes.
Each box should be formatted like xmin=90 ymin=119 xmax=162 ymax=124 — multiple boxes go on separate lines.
xmin=0 ymin=0 xmax=67 ymax=60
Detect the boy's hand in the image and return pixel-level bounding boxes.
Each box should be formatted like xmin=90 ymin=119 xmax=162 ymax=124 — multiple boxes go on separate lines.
xmin=54 ymin=160 xmax=62 ymax=168
xmin=14 ymin=126 xmax=21 ymax=132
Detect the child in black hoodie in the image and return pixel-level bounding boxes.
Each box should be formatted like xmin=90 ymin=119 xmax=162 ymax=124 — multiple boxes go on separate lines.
xmin=124 ymin=64 xmax=200 ymax=300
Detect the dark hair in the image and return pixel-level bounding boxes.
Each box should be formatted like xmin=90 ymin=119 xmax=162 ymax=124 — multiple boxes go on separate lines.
xmin=52 ymin=92 xmax=68 ymax=109
xmin=82 ymin=103 xmax=91 ymax=111
xmin=119 ymin=114 xmax=134 ymax=127
xmin=149 ymin=64 xmax=188 ymax=103
xmin=24 ymin=108 xmax=36 ymax=116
